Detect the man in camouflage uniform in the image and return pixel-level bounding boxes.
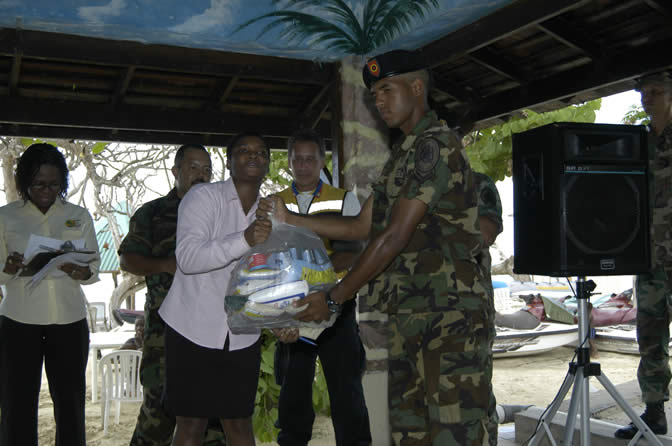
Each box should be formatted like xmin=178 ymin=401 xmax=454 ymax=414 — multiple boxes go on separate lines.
xmin=119 ymin=144 xmax=227 ymax=445
xmin=260 ymin=50 xmax=493 ymax=445
xmin=474 ymin=172 xmax=503 ymax=446
xmin=616 ymin=72 xmax=672 ymax=439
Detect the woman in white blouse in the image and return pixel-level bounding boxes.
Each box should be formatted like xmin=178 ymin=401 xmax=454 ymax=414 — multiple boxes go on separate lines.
xmin=0 ymin=143 xmax=100 ymax=445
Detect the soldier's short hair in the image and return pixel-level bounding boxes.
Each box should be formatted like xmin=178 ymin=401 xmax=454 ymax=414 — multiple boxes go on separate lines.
xmin=399 ymin=69 xmax=433 ymax=93
xmin=174 ymin=144 xmax=207 ymax=168
xmin=287 ymin=128 xmax=326 ymax=160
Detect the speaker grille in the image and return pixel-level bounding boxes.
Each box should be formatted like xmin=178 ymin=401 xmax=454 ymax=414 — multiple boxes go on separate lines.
xmin=563 ymin=174 xmax=641 ymax=254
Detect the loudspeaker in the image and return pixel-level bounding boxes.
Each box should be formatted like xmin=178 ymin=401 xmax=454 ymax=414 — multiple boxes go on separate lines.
xmin=512 ymin=122 xmax=650 ymax=276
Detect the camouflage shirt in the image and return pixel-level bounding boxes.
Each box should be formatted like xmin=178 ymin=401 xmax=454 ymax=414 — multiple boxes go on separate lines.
xmin=118 ymin=188 xmax=180 ymax=327
xmin=650 ymin=122 xmax=672 ymax=271
xmin=368 ymin=110 xmax=488 ymax=314
xmin=474 ymin=172 xmax=503 ymax=237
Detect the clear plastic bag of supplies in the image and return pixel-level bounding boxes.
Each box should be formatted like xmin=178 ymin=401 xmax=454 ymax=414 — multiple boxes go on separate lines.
xmin=225 ymin=223 xmax=339 ymax=335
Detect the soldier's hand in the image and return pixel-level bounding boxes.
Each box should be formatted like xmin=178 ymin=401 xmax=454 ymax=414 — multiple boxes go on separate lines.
xmin=257 ymin=196 xmax=289 ymax=224
xmin=294 ymin=291 xmax=330 ymax=323
xmin=3 ymin=251 xmax=25 ymax=275
xmin=272 ymin=328 xmax=300 ymax=343
xmin=244 ymin=218 xmax=272 ymax=246
xmin=163 ymin=256 xmax=178 ymax=275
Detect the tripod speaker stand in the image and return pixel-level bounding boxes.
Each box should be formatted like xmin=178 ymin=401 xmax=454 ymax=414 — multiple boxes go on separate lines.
xmin=528 ymin=278 xmax=663 ymax=446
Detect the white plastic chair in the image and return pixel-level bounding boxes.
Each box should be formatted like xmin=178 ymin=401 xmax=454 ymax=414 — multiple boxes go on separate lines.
xmin=99 ymin=349 xmax=143 ymax=434
xmin=88 ymin=301 xmax=109 ymax=332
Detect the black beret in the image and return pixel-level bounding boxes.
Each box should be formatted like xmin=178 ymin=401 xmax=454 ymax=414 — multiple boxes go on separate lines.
xmin=362 ymin=50 xmax=427 ymax=89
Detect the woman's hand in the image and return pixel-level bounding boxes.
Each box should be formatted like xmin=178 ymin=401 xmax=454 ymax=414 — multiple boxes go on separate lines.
xmin=3 ymin=252 xmax=25 ymax=275
xmin=59 ymin=263 xmax=91 ymax=281
xmin=244 ymin=218 xmax=272 ymax=247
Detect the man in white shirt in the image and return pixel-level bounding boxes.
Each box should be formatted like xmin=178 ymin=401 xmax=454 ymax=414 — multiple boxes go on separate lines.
xmin=159 ymin=132 xmax=272 ymax=446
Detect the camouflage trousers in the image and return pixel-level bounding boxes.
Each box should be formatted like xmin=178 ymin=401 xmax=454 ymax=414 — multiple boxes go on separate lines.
xmin=388 ymin=309 xmax=492 ymax=446
xmin=129 ymin=343 xmax=227 ymax=445
xmin=480 ymin=251 xmax=499 ymax=446
xmin=636 ymin=269 xmax=672 ymax=404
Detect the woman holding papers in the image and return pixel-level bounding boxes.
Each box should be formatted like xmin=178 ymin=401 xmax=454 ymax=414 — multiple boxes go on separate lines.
xmin=0 ymin=143 xmax=100 ymax=446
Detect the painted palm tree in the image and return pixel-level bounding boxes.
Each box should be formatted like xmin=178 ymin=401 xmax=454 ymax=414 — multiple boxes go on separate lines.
xmin=234 ymin=0 xmax=439 ymax=55
xmin=235 ymin=0 xmax=441 ymax=195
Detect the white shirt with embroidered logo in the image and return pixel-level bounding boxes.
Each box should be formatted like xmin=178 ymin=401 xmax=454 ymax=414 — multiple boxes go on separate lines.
xmin=0 ymin=199 xmax=100 ymax=325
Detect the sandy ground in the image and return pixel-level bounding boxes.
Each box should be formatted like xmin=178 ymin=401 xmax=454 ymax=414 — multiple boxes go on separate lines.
xmin=493 ymin=346 xmax=641 ymax=408
xmin=34 ymin=346 xmax=641 ymax=445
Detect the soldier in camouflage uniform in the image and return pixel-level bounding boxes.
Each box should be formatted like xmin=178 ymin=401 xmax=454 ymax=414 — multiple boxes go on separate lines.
xmin=616 ymin=72 xmax=672 ymax=439
xmin=474 ymin=172 xmax=503 ymax=446
xmin=119 ymin=144 xmax=227 ymax=445
xmin=259 ymin=50 xmax=493 ymax=445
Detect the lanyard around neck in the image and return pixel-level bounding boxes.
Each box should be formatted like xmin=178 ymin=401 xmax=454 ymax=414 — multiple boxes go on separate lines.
xmin=292 ymin=179 xmax=323 ymax=198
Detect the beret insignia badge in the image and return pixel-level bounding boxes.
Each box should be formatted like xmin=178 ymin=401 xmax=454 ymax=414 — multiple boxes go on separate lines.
xmin=367 ymin=59 xmax=380 ymax=77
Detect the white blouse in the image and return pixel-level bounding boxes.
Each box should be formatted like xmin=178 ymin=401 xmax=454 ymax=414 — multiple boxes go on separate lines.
xmin=0 ymin=199 xmax=100 ymax=325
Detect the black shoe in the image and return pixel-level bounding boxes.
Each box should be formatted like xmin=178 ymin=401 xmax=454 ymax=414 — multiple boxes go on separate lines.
xmin=615 ymin=403 xmax=667 ymax=439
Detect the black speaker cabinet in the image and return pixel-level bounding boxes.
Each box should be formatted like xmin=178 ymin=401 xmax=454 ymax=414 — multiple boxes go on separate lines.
xmin=512 ymin=122 xmax=650 ymax=276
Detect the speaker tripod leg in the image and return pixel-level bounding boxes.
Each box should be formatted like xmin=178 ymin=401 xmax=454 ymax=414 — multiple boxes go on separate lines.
xmin=561 ymin=367 xmax=587 ymax=446
xmin=594 ymin=373 xmax=664 ymax=446
xmin=528 ymin=366 xmax=576 ymax=446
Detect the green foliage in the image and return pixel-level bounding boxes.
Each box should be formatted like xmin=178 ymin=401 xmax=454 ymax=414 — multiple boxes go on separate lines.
xmin=232 ymin=0 xmax=440 ymax=55
xmin=253 ymin=333 xmax=282 ymax=442
xmin=267 ymin=152 xmax=292 ymax=188
xmin=91 ymin=142 xmax=108 ymax=154
xmin=465 ymin=99 xmax=602 ymax=181
xmin=20 ymin=138 xmax=47 ymax=148
xmin=621 ymin=103 xmax=650 ymax=125
xmin=253 ymin=332 xmax=330 ymax=442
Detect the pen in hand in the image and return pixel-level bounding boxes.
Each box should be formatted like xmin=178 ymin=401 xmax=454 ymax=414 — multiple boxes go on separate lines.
xmin=10 ymin=268 xmax=24 ymax=280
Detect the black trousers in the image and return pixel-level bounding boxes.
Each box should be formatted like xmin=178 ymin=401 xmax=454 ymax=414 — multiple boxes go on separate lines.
xmin=0 ymin=316 xmax=89 ymax=446
xmin=276 ymin=303 xmax=371 ymax=446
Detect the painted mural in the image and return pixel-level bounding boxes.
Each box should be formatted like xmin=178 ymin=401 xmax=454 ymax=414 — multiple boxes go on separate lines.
xmin=0 ymin=0 xmax=514 ymax=60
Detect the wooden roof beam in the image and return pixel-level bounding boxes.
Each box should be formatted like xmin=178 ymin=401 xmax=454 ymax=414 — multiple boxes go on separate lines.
xmin=468 ymin=37 xmax=672 ymax=124
xmin=0 ymin=123 xmax=306 ymax=149
xmin=111 ymin=66 xmax=135 ymax=106
xmin=298 ymin=82 xmax=333 ymax=130
xmin=216 ymin=76 xmax=239 ymax=110
xmin=8 ymin=47 xmax=21 ymax=96
xmin=468 ymin=48 xmax=528 ymax=84
xmin=0 ymin=95 xmax=330 ymax=140
xmin=422 ymin=0 xmax=591 ymax=67
xmin=431 ymin=75 xmax=479 ymax=104
xmin=537 ymin=17 xmax=604 ymax=58
xmin=643 ymin=0 xmax=672 ymax=22
xmin=0 ymin=28 xmax=335 ymax=85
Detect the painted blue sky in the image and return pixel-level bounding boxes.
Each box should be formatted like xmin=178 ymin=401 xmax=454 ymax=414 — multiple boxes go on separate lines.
xmin=0 ymin=0 xmax=514 ymax=61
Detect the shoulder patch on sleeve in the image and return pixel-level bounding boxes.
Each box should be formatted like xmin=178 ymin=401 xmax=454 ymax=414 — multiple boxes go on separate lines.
xmin=480 ymin=186 xmax=497 ymax=209
xmin=414 ymin=137 xmax=440 ymax=183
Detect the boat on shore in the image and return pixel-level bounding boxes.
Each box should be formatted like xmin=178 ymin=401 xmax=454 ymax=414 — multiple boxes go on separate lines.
xmin=494 ymin=322 xmax=578 ymax=358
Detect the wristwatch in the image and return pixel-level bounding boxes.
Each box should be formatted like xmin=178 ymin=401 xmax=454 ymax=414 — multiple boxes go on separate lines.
xmin=325 ymin=291 xmax=342 ymax=314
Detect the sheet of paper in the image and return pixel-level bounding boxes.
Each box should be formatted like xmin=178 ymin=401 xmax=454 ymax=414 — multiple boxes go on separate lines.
xmin=26 ymin=251 xmax=99 ymax=294
xmin=24 ymin=234 xmax=86 ymax=261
